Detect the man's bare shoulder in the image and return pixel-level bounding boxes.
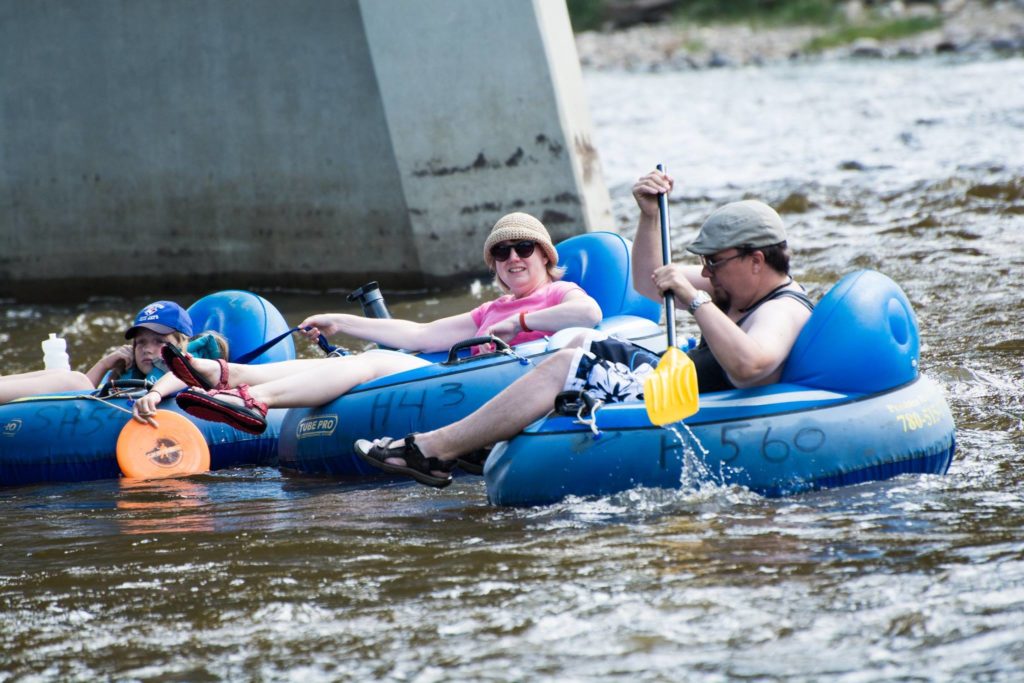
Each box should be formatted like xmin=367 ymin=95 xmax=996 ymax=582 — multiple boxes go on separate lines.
xmin=741 ymin=287 xmax=812 ymax=330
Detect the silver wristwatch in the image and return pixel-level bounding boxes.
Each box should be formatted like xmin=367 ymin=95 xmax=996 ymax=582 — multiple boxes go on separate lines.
xmin=688 ymin=290 xmax=712 ymax=314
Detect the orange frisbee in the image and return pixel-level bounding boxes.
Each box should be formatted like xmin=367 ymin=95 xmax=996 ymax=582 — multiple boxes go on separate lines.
xmin=116 ymin=410 xmax=211 ymax=480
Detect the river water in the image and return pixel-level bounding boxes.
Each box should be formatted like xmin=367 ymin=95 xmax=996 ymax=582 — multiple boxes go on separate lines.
xmin=2 ymin=56 xmax=1023 ymax=681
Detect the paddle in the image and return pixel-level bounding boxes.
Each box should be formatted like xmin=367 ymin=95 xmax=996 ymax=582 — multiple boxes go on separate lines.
xmin=642 ymin=164 xmax=700 ymax=425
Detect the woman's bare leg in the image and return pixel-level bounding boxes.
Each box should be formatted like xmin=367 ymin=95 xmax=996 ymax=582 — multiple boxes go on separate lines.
xmin=246 ymin=352 xmax=427 ymax=407
xmin=183 ymin=330 xmax=599 ymax=396
xmin=177 ymin=356 xmax=337 ymax=388
xmin=194 ymin=352 xmax=428 ymax=408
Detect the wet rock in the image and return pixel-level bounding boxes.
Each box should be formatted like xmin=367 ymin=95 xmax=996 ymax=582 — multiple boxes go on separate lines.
xmin=668 ymin=53 xmax=700 ymax=70
xmin=777 ymin=191 xmax=813 ymax=213
xmin=897 ymin=45 xmax=924 ymax=57
xmin=604 ymin=0 xmax=678 ymax=30
xmin=991 ymin=37 xmax=1023 ymax=53
xmin=910 ymin=214 xmax=941 ymax=229
xmin=706 ymin=51 xmax=732 ymax=68
xmin=966 ymin=179 xmax=1024 ymax=201
xmin=850 ymin=38 xmax=885 ymax=58
xmin=839 ymin=160 xmax=867 ymax=171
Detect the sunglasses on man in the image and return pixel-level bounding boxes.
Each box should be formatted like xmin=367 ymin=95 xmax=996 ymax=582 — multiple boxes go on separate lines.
xmin=490 ymin=240 xmax=537 ymax=262
xmin=700 ymin=251 xmax=747 ymax=271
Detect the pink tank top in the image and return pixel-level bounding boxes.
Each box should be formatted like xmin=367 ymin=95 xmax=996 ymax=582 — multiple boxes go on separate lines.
xmin=470 ymin=280 xmax=584 ymax=347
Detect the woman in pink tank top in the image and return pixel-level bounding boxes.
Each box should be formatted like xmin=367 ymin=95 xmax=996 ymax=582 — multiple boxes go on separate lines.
xmin=134 ymin=213 xmax=602 ymax=434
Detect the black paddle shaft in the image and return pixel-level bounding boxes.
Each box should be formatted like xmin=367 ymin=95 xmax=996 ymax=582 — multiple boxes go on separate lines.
xmin=656 ymin=163 xmax=676 ymax=349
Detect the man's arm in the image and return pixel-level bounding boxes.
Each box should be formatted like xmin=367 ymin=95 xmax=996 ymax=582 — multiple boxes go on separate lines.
xmin=695 ymin=298 xmax=811 ymax=388
xmin=630 ymin=169 xmax=709 ymax=302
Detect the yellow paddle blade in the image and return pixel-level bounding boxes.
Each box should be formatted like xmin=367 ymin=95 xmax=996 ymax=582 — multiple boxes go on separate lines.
xmin=116 ymin=410 xmax=211 ymax=480
xmin=643 ymin=347 xmax=700 ymax=425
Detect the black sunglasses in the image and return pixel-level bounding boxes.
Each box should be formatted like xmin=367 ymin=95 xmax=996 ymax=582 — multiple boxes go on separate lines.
xmin=490 ymin=240 xmax=537 ymax=262
xmin=700 ymin=251 xmax=747 ymax=271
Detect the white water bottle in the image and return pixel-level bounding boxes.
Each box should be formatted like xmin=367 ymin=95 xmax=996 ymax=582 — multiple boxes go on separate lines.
xmin=42 ymin=333 xmax=71 ymax=371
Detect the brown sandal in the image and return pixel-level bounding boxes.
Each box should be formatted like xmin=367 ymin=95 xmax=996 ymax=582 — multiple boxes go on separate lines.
xmin=353 ymin=434 xmax=455 ymax=488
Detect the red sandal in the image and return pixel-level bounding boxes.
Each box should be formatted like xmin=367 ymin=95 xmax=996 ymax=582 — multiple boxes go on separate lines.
xmin=176 ymin=385 xmax=268 ymax=434
xmin=162 ymin=344 xmax=230 ymax=391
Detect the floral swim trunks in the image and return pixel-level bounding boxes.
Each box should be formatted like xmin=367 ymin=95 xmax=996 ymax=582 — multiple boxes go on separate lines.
xmin=563 ymin=334 xmax=661 ymax=404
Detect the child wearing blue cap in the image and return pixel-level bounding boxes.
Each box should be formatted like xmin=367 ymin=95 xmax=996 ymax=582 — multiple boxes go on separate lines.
xmin=85 ymin=300 xmax=227 ymax=386
xmin=1 ymin=300 xmax=226 ymax=405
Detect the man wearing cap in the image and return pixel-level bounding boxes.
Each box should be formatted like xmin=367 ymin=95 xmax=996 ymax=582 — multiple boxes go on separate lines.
xmin=355 ymin=169 xmax=813 ymax=487
xmin=628 ymin=169 xmax=813 ymax=392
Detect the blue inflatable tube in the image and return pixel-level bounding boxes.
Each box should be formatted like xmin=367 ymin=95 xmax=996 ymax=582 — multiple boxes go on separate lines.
xmin=485 ymin=270 xmax=958 ymax=506
xmin=485 ymin=376 xmax=955 ymax=506
xmin=278 ymin=232 xmax=665 ymax=478
xmin=278 ymin=315 xmax=664 ymax=477
xmin=0 ymin=395 xmax=289 ymax=486
xmin=0 ymin=290 xmax=295 ymax=487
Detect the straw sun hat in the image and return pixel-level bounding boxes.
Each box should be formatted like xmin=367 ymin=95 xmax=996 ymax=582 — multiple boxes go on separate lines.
xmin=482 ymin=213 xmax=559 ymax=269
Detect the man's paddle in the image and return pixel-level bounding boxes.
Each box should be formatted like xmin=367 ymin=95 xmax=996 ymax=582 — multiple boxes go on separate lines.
xmin=642 ymin=164 xmax=700 ymax=425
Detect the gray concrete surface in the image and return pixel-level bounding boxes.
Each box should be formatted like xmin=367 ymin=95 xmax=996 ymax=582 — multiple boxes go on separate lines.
xmin=0 ymin=0 xmax=610 ymax=300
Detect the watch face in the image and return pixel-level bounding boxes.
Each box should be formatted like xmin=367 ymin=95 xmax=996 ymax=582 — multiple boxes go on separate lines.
xmin=690 ymin=291 xmax=711 ymax=312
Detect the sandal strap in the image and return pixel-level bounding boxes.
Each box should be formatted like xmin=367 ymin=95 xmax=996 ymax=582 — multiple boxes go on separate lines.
xmin=379 ymin=434 xmax=455 ymax=475
xmin=404 ymin=434 xmax=455 ymax=473
xmin=208 ymin=385 xmax=268 ymax=416
xmin=214 ymin=358 xmax=230 ymax=390
xmin=235 ymin=384 xmax=267 ymax=414
xmin=425 ymin=456 xmax=457 ymax=473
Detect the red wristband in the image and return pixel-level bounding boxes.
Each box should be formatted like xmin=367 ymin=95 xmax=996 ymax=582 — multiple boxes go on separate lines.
xmin=519 ymin=310 xmax=532 ymax=332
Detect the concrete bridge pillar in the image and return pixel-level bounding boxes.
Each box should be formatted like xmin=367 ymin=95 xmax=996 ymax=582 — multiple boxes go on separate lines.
xmin=0 ymin=0 xmax=611 ymax=299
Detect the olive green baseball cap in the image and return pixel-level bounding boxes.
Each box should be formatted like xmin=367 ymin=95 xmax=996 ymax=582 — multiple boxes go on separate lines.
xmin=686 ymin=200 xmax=787 ymax=255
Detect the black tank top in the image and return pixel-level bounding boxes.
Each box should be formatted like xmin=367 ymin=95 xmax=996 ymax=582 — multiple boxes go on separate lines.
xmin=687 ymin=284 xmax=814 ymax=393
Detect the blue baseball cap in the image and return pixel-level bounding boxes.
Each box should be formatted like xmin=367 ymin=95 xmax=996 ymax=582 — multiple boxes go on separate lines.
xmin=125 ymin=301 xmax=194 ymax=339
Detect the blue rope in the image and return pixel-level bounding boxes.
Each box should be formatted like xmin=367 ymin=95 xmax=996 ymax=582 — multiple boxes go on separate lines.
xmin=234 ymin=326 xmax=343 ymax=364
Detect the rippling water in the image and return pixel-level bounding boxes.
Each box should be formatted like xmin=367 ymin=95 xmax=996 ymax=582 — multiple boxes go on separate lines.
xmin=3 ymin=56 xmax=1024 ymax=681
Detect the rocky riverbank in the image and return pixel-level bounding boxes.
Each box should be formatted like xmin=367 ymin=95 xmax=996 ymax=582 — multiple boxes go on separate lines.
xmin=575 ymin=0 xmax=1024 ymax=70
